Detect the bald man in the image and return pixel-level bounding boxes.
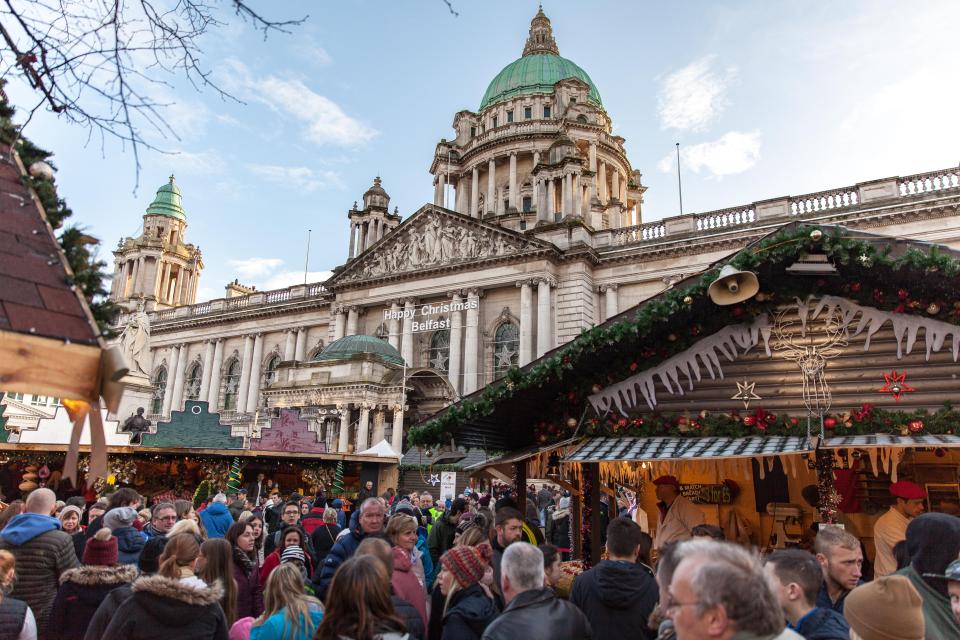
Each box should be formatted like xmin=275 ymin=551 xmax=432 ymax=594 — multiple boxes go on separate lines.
xmin=0 ymin=488 xmax=79 ymax=636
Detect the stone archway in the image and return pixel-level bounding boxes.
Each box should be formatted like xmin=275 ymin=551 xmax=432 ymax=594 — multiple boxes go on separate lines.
xmin=405 ymin=369 xmax=456 ymax=426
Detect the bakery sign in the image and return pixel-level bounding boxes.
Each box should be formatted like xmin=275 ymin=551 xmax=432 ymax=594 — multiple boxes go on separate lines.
xmin=384 ymin=298 xmax=479 ymax=333
xmin=680 ymin=483 xmax=733 ymax=505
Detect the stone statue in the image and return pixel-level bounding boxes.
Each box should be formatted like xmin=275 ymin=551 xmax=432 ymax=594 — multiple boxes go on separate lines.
xmin=119 ymin=297 xmax=152 ymax=376
xmin=121 ymin=407 xmax=152 ymax=444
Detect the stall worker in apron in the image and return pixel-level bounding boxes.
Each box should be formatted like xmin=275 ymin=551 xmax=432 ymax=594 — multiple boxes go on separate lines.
xmin=652 ymin=475 xmax=705 ymax=550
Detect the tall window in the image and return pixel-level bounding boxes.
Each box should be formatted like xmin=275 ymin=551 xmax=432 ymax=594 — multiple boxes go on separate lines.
xmin=223 ymin=360 xmax=242 ymax=410
xmin=524 ymin=106 xmax=532 ymax=119
xmin=522 ymin=196 xmax=532 ymax=212
xmin=506 ymin=110 xmax=514 ymax=123
xmin=264 ymin=355 xmax=281 ymax=385
xmin=492 ymin=116 xmax=498 ymax=128
xmin=376 ymin=323 xmax=389 ymax=341
xmin=543 ymin=105 xmax=551 ymax=118
xmin=493 ymin=322 xmax=519 ymax=378
xmin=151 ymin=368 xmax=167 ymax=414
xmin=185 ymin=363 xmax=202 ymax=401
xmin=429 ymin=329 xmax=451 ymax=372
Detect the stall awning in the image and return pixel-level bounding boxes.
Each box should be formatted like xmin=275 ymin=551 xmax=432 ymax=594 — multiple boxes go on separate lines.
xmin=464 ymin=437 xmax=582 ymax=472
xmin=564 ymin=436 xmax=810 ymax=463
xmin=823 ymin=434 xmax=960 ymax=448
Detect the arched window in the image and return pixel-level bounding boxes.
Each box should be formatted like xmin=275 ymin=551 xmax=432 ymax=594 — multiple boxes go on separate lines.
xmin=429 ymin=329 xmax=450 ymax=372
xmin=151 ymin=368 xmax=167 ymax=414
xmin=223 ymin=360 xmax=242 ymax=410
xmin=376 ymin=323 xmax=389 ymax=341
xmin=493 ymin=322 xmax=519 ymax=378
xmin=264 ymin=355 xmax=281 ymax=385
xmin=185 ymin=363 xmax=202 ymax=401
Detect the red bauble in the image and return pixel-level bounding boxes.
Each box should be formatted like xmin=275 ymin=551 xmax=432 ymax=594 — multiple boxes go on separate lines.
xmin=824 ymin=417 xmax=837 ymax=429
xmin=742 ymin=415 xmax=756 ymax=426
xmin=790 ymin=417 xmax=799 ymax=426
xmin=629 ymin=362 xmax=638 ymax=372
xmin=908 ymin=420 xmax=924 ymax=433
xmin=850 ymin=282 xmax=862 ymax=293
xmin=617 ymin=418 xmax=628 ymax=428
xmin=898 ymin=289 xmax=910 ymax=300
xmin=765 ymin=413 xmax=777 ymax=423
xmin=631 ymin=418 xmax=644 ymax=426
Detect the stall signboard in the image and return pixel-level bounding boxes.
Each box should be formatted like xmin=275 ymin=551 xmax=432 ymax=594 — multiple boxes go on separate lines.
xmin=681 ymin=483 xmax=733 ymax=505
xmin=440 ymin=471 xmax=457 ymax=502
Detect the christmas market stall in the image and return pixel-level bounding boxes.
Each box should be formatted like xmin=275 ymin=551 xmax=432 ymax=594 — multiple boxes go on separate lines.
xmin=409 ymin=223 xmax=960 ymax=565
xmin=0 ymin=401 xmax=399 ymax=504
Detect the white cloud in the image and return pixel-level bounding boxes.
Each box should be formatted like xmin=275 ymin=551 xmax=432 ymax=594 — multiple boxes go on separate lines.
xmin=658 ymin=56 xmax=736 ymax=131
xmin=221 ymin=59 xmax=376 ymax=147
xmin=659 ymin=131 xmax=762 ymax=178
xmin=300 ymin=44 xmax=333 ymax=67
xmin=246 ymin=163 xmax=345 ymax=192
xmin=228 ymin=257 xmax=284 ymax=279
xmin=167 ymin=150 xmax=226 ymax=175
xmin=262 ymin=270 xmax=334 ymax=290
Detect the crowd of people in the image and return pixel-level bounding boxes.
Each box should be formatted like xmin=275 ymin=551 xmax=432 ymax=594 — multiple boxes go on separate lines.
xmin=0 ymin=475 xmax=957 ymax=640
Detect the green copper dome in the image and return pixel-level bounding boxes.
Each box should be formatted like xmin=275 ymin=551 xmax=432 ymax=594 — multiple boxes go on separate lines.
xmin=314 ymin=334 xmax=405 ymax=366
xmin=479 ymin=54 xmax=602 ymax=112
xmin=145 ymin=175 xmax=186 ymax=221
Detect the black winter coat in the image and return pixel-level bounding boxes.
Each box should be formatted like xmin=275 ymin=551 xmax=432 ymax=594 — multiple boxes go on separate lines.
xmin=441 ymin=583 xmax=498 ymax=640
xmin=99 ymin=575 xmax=228 ymax=640
xmin=310 ymin=522 xmax=342 ymax=565
xmin=570 ymin=559 xmax=658 ymax=640
xmin=393 ymin=594 xmax=426 ymax=640
xmin=48 ymin=564 xmax=138 ymax=640
xmin=481 ymin=587 xmax=591 ymax=640
xmin=547 ymin=509 xmax=571 ymax=549
xmin=315 ymin=528 xmax=383 ymax=600
xmin=233 ymin=552 xmax=263 ymax=619
xmin=796 ymin=607 xmax=850 ymax=640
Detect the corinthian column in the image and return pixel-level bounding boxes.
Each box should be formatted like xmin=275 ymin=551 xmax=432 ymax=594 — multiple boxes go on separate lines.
xmin=337 ymin=405 xmax=350 ymax=453
xmin=448 ymin=292 xmax=464 ymax=395
xmin=170 ymin=344 xmax=189 ymax=412
xmin=295 ymin=328 xmax=308 ymax=361
xmin=357 ymin=404 xmax=371 ymax=452
xmin=547 ymin=179 xmax=556 ymax=221
xmin=599 ymin=162 xmax=607 ymax=203
xmin=537 ymin=279 xmax=554 ymax=358
xmin=283 ymin=330 xmax=296 ymax=361
xmin=471 ymin=166 xmax=479 ymax=218
xmin=487 ymin=159 xmax=496 ymax=214
xmin=334 ymin=306 xmax=346 ymax=340
xmin=208 ymin=339 xmax=224 ymax=409
xmin=236 ymin=335 xmax=253 ymax=412
xmin=463 ymin=289 xmax=481 ymax=394
xmin=161 ymin=345 xmax=180 ymax=416
xmin=199 ymin=340 xmax=215 ymax=401
xmin=391 ymin=404 xmax=405 ymax=453
xmin=401 ymin=299 xmax=415 ymax=366
xmin=388 ymin=302 xmax=401 ymax=350
xmin=605 ymin=284 xmax=619 ymax=320
xmin=508 ymin=153 xmax=518 ymax=211
xmin=346 ymin=306 xmax=359 ymax=336
xmin=518 ymin=280 xmax=533 ymax=366
xmin=245 ymin=334 xmax=264 ymax=412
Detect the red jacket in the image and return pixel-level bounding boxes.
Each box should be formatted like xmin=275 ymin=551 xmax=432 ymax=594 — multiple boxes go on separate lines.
xmin=259 ymin=548 xmax=314 ymax=587
xmin=299 ymin=507 xmax=326 ymax=537
xmin=391 ymin=546 xmax=427 ymax=630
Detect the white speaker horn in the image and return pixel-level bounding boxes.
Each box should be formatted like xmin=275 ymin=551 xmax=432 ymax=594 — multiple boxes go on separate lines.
xmin=708 ymin=265 xmax=760 ymax=305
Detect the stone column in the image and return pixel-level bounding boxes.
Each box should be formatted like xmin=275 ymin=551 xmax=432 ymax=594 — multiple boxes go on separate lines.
xmin=532 ymin=152 xmax=540 ymax=207
xmin=391 ymin=404 xmax=405 ymax=453
xmin=199 ymin=340 xmax=215 ymax=401
xmin=357 ymin=404 xmax=371 ymax=452
xmin=486 ymin=159 xmax=496 ymax=214
xmin=346 ymin=306 xmax=359 ymax=336
xmin=295 ymin=328 xmax=308 ymax=361
xmin=471 ymin=166 xmax=479 ymax=217
xmin=537 ymin=279 xmax=553 ymax=358
xmin=171 ymin=343 xmax=189 ymax=412
xmin=574 ymin=173 xmax=582 ymax=216
xmin=388 ymin=302 xmax=401 ymax=350
xmin=537 ymin=180 xmax=547 ymax=222
xmin=547 ymin=179 xmax=556 ymax=221
xmin=161 ymin=344 xmax=180 ymax=416
xmin=334 ymin=306 xmax=346 ymax=340
xmin=561 ymin=173 xmax=570 ymax=217
xmin=599 ymin=162 xmax=607 ymax=203
xmin=283 ymin=330 xmax=296 ymax=361
xmin=508 ymin=153 xmax=518 ymax=211
xmin=401 ymin=299 xmax=414 ymax=366
xmin=612 ymin=169 xmax=621 ymax=203
xmin=159 ymin=262 xmax=171 ymax=302
xmin=236 ymin=335 xmax=254 ymax=412
xmin=604 ymin=284 xmax=619 ymax=320
xmin=518 ymin=280 xmax=533 ymax=365
xmin=348 ymin=222 xmax=357 ymax=259
xmin=245 ymin=334 xmax=264 ymax=413
xmin=208 ymin=339 xmax=224 ymax=409
xmin=589 ymin=143 xmax=598 ymax=172
xmin=130 ymin=258 xmax=141 ymax=296
xmin=337 ymin=404 xmax=350 ymax=453
xmin=358 ymin=223 xmax=367 ymax=254
xmin=463 ymin=289 xmax=481 ymax=394
xmin=448 ymin=292 xmax=464 ymax=395
xmin=372 ymin=407 xmax=386 ymax=444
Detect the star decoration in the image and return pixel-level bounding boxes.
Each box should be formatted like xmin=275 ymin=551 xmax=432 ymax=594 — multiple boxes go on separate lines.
xmin=495 ymin=347 xmax=518 ymax=369
xmin=430 ymin=353 xmax=449 ymax=371
xmin=731 ymin=380 xmax=762 ymax=409
xmin=428 ymin=473 xmax=441 ymax=486
xmin=878 ymin=370 xmax=915 ymax=402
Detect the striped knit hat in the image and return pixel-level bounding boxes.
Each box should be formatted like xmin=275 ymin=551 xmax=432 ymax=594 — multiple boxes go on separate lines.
xmin=440 ymin=544 xmax=491 ymax=588
xmin=281 ymin=545 xmax=306 ymax=565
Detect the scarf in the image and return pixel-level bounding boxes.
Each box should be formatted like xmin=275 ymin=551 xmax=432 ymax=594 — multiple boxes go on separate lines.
xmin=233 ymin=546 xmax=256 ymax=577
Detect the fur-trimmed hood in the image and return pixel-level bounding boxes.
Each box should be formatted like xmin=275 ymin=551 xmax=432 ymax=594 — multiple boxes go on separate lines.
xmin=552 ymin=508 xmax=570 ymax=520
xmin=60 ymin=563 xmax=138 ymax=586
xmin=132 ymin=574 xmax=223 ymax=607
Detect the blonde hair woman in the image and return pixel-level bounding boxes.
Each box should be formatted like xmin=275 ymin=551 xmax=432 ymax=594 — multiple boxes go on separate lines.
xmin=386 ymin=513 xmax=428 ymax=630
xmin=248 ymin=563 xmax=323 ymax=640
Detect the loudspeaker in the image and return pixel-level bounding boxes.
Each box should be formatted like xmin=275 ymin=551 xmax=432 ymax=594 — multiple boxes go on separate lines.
xmin=707 ymin=265 xmax=759 ymax=305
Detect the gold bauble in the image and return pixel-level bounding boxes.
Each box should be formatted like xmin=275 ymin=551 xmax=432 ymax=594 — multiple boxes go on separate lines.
xmin=809 ymin=229 xmax=823 ymax=241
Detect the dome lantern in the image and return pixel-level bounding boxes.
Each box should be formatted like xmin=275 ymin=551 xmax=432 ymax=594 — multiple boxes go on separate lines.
xmin=523 ymin=5 xmax=559 ymax=56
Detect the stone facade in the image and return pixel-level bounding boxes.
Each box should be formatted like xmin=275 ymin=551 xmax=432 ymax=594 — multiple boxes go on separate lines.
xmin=92 ymin=9 xmax=960 ymax=461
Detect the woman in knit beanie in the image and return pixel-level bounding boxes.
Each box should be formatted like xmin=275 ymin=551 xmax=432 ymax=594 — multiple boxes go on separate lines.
xmin=48 ymin=528 xmax=138 ymax=640
xmin=437 ymin=544 xmax=498 ymax=640
xmin=58 ymin=504 xmax=87 ymax=563
xmin=844 ymin=575 xmax=924 ymax=640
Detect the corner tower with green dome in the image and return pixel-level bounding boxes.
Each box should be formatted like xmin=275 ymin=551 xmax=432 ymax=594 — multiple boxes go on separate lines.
xmin=110 ymin=175 xmax=204 ymax=311
xmin=429 ymin=6 xmax=645 ymax=233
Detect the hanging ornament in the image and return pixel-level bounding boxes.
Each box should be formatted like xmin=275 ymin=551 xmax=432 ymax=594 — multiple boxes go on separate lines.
xmin=908 ymin=419 xmax=924 ymax=433
xmin=809 ymin=229 xmax=823 ymax=241
xmin=683 ymin=296 xmax=693 ymax=306
xmin=823 ymin=417 xmax=837 ymax=430
xmin=731 ymin=380 xmax=762 ymax=409
xmin=858 ymin=255 xmax=872 ymax=267
xmin=899 ymin=425 xmax=910 ymax=436
xmin=926 ymin=302 xmax=941 ymax=315
xmin=742 ymin=415 xmax=757 ymax=427
xmin=878 ymin=371 xmax=915 ymax=402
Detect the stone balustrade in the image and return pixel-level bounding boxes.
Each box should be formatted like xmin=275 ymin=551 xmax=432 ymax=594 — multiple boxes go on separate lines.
xmin=611 ymin=166 xmax=960 ymax=247
xmin=149 ymin=282 xmax=329 ymax=324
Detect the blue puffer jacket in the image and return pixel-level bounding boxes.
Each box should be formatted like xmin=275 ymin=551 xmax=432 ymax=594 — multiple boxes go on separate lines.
xmin=795 ymin=606 xmax=850 ymax=640
xmin=199 ymin=502 xmax=234 ymax=539
xmin=315 ymin=528 xmax=384 ymax=600
xmin=112 ymin=526 xmax=147 ymax=565
xmin=417 ymin=527 xmax=435 ymax=590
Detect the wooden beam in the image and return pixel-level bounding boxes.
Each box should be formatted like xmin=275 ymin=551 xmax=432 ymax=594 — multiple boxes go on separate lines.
xmin=554 ymin=477 xmax=581 ymax=497
xmin=0 ymin=331 xmax=101 ymax=402
xmin=585 ymin=462 xmax=603 ymax=565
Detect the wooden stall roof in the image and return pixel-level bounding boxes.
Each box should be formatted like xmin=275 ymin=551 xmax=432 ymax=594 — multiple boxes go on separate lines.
xmin=464 ymin=437 xmax=582 ymax=471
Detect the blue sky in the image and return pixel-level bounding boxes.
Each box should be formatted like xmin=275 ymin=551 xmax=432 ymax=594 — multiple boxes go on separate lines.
xmin=11 ymin=0 xmax=960 ymax=301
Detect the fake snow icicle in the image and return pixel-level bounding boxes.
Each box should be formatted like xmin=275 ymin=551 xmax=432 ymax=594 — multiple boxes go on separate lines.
xmin=590 ymin=316 xmax=772 ymax=414
xmin=800 ymin=295 xmax=960 ymax=362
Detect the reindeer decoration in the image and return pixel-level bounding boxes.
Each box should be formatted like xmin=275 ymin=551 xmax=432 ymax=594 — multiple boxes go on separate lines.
xmin=772 ymin=307 xmax=849 ymax=438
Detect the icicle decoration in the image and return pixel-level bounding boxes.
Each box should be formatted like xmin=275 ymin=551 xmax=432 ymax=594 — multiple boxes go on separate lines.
xmin=801 ymin=295 xmax=960 ymax=361
xmin=590 ymin=316 xmax=772 ymax=414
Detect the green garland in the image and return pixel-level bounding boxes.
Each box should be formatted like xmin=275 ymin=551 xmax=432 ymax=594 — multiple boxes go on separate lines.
xmin=408 ymin=225 xmax=960 ymax=447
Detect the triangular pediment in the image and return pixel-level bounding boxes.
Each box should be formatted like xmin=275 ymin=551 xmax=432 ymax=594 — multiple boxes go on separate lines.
xmin=330 ymin=205 xmax=557 ymax=287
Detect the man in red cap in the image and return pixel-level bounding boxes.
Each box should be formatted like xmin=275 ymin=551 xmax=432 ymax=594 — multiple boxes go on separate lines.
xmin=652 ymin=475 xmax=705 ymax=550
xmin=873 ymin=480 xmax=926 ymax=577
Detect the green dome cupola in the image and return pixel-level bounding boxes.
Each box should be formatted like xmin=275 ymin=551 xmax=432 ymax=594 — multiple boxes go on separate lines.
xmin=145 ymin=175 xmax=186 ymax=221
xmin=478 ymin=7 xmax=602 ymax=112
xmin=314 ymin=334 xmax=406 ymax=366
